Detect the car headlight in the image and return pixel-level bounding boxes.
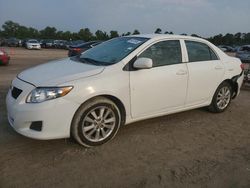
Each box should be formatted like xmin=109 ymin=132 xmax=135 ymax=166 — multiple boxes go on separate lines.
xmin=26 ymin=86 xmax=73 ymax=103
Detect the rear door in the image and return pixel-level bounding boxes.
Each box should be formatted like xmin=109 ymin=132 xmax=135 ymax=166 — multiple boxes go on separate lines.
xmin=184 ymin=40 xmax=224 ymax=106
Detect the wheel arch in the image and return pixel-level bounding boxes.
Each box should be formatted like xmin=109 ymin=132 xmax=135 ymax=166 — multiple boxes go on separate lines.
xmin=100 ymin=95 xmax=126 ymax=125
xmin=71 ymin=94 xmax=126 ymax=128
xmin=221 ymin=78 xmax=238 ymax=99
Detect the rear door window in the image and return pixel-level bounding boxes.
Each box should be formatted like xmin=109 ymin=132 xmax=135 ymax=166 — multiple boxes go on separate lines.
xmin=185 ymin=41 xmax=218 ymax=62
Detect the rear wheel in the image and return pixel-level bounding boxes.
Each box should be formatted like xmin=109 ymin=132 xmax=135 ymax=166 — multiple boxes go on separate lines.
xmin=71 ymin=97 xmax=122 ymax=147
xmin=208 ymin=82 xmax=232 ymax=113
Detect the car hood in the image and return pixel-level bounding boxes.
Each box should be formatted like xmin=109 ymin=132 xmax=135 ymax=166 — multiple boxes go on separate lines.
xmin=18 ymin=58 xmax=105 ymax=86
xmin=27 ymin=43 xmax=39 ymax=45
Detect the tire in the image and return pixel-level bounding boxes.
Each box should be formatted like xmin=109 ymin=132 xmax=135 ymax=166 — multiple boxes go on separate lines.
xmin=71 ymin=97 xmax=122 ymax=147
xmin=208 ymin=82 xmax=232 ymax=113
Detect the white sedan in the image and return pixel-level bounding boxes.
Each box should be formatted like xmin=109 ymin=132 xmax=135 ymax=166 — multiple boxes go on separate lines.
xmin=6 ymin=34 xmax=244 ymax=147
xmin=26 ymin=39 xmax=41 ymax=50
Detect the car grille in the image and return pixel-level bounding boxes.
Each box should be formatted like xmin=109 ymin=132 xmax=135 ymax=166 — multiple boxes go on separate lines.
xmin=11 ymin=87 xmax=23 ymax=99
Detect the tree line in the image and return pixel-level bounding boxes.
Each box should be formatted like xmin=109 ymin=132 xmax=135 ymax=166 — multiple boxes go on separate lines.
xmin=0 ymin=20 xmax=250 ymax=45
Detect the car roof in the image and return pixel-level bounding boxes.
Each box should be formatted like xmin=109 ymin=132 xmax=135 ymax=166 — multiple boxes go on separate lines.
xmin=241 ymin=45 xmax=250 ymax=47
xmin=126 ymin=34 xmax=207 ymax=42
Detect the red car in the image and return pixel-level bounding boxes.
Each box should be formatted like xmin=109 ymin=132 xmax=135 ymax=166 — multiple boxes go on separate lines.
xmin=0 ymin=49 xmax=10 ymax=65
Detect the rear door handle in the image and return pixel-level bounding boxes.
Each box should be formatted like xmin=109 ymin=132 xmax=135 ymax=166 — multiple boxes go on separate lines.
xmin=215 ymin=65 xmax=223 ymax=70
xmin=176 ymin=69 xmax=187 ymax=75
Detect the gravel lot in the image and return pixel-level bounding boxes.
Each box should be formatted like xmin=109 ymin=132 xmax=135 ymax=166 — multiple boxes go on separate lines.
xmin=0 ymin=48 xmax=250 ymax=188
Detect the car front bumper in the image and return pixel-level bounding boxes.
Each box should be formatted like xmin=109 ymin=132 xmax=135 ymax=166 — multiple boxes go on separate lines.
xmin=6 ymin=78 xmax=79 ymax=140
xmin=27 ymin=45 xmax=41 ymax=49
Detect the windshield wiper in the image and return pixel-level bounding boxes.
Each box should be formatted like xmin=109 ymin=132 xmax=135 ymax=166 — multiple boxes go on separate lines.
xmin=80 ymin=57 xmax=114 ymax=66
xmin=80 ymin=57 xmax=100 ymax=65
xmin=71 ymin=56 xmax=113 ymax=66
xmin=70 ymin=56 xmax=98 ymax=65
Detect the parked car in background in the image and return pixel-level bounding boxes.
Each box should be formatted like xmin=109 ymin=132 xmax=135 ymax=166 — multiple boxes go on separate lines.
xmin=0 ymin=49 xmax=10 ymax=65
xmin=53 ymin=40 xmax=61 ymax=48
xmin=0 ymin=38 xmax=5 ymax=46
xmin=6 ymin=38 xmax=20 ymax=47
xmin=236 ymin=45 xmax=250 ymax=63
xmin=41 ymin=39 xmax=54 ymax=48
xmin=218 ymin=45 xmax=235 ymax=52
xmin=68 ymin=41 xmax=102 ymax=57
xmin=25 ymin=39 xmax=41 ymax=50
xmin=21 ymin=39 xmax=29 ymax=47
xmin=54 ymin=40 xmax=67 ymax=49
xmin=6 ymin=34 xmax=244 ymax=147
xmin=72 ymin=40 xmax=85 ymax=46
xmin=243 ymin=69 xmax=250 ymax=84
xmin=59 ymin=40 xmax=68 ymax=49
xmin=38 ymin=39 xmax=43 ymax=46
xmin=65 ymin=41 xmax=73 ymax=49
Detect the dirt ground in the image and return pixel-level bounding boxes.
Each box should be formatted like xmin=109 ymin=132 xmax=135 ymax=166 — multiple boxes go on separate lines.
xmin=0 ymin=48 xmax=250 ymax=188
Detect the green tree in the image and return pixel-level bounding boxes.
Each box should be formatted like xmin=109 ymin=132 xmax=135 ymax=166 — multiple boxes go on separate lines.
xmin=110 ymin=30 xmax=119 ymax=38
xmin=95 ymin=30 xmax=109 ymax=40
xmin=56 ymin=31 xmax=63 ymax=39
xmin=124 ymin=32 xmax=131 ymax=36
xmin=234 ymin=32 xmax=242 ymax=45
xmin=243 ymin=33 xmax=250 ymax=44
xmin=2 ymin=20 xmax=250 ymax=46
xmin=40 ymin=26 xmax=57 ymax=39
xmin=78 ymin=28 xmax=93 ymax=41
xmin=16 ymin=25 xmax=29 ymax=38
xmin=211 ymin=34 xmax=224 ymax=45
xmin=27 ymin=27 xmax=39 ymax=38
xmin=132 ymin=29 xmax=140 ymax=35
xmin=2 ymin=20 xmax=20 ymax=37
xmin=72 ymin=32 xmax=81 ymax=40
xmin=61 ymin=31 xmax=72 ymax=40
xmin=191 ymin=34 xmax=201 ymax=38
xmin=154 ymin=28 xmax=162 ymax=34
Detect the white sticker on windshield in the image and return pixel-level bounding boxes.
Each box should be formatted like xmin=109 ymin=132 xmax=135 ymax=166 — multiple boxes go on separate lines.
xmin=127 ymin=39 xmax=142 ymax=45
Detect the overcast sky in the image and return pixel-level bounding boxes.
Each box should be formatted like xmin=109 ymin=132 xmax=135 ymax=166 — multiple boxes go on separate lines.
xmin=0 ymin=0 xmax=249 ymax=37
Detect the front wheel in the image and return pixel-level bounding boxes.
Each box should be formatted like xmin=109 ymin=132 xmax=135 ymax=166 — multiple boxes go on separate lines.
xmin=71 ymin=97 xmax=122 ymax=147
xmin=208 ymin=82 xmax=232 ymax=113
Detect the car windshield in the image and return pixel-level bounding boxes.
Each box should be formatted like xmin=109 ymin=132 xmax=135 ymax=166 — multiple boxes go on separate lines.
xmin=79 ymin=37 xmax=149 ymax=65
xmin=29 ymin=40 xmax=38 ymax=43
xmin=241 ymin=46 xmax=250 ymax=52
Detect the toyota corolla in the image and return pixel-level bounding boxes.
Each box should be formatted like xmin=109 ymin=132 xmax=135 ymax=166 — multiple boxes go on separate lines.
xmin=6 ymin=34 xmax=244 ymax=147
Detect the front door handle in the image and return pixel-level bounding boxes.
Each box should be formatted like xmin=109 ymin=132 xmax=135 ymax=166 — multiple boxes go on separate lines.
xmin=176 ymin=69 xmax=187 ymax=75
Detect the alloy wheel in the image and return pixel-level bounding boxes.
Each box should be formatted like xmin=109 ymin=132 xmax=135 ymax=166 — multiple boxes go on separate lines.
xmin=216 ymin=86 xmax=231 ymax=110
xmin=82 ymin=106 xmax=116 ymax=142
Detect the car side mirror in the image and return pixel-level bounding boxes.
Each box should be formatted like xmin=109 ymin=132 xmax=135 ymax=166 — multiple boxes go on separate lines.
xmin=133 ymin=58 xmax=153 ymax=69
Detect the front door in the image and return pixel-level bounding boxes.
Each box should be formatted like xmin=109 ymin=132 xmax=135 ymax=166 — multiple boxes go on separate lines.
xmin=130 ymin=40 xmax=188 ymax=118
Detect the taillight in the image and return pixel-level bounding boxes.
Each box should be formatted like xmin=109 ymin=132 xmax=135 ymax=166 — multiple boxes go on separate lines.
xmin=240 ymin=63 xmax=244 ymax=71
xmin=74 ymin=48 xmax=81 ymax=51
